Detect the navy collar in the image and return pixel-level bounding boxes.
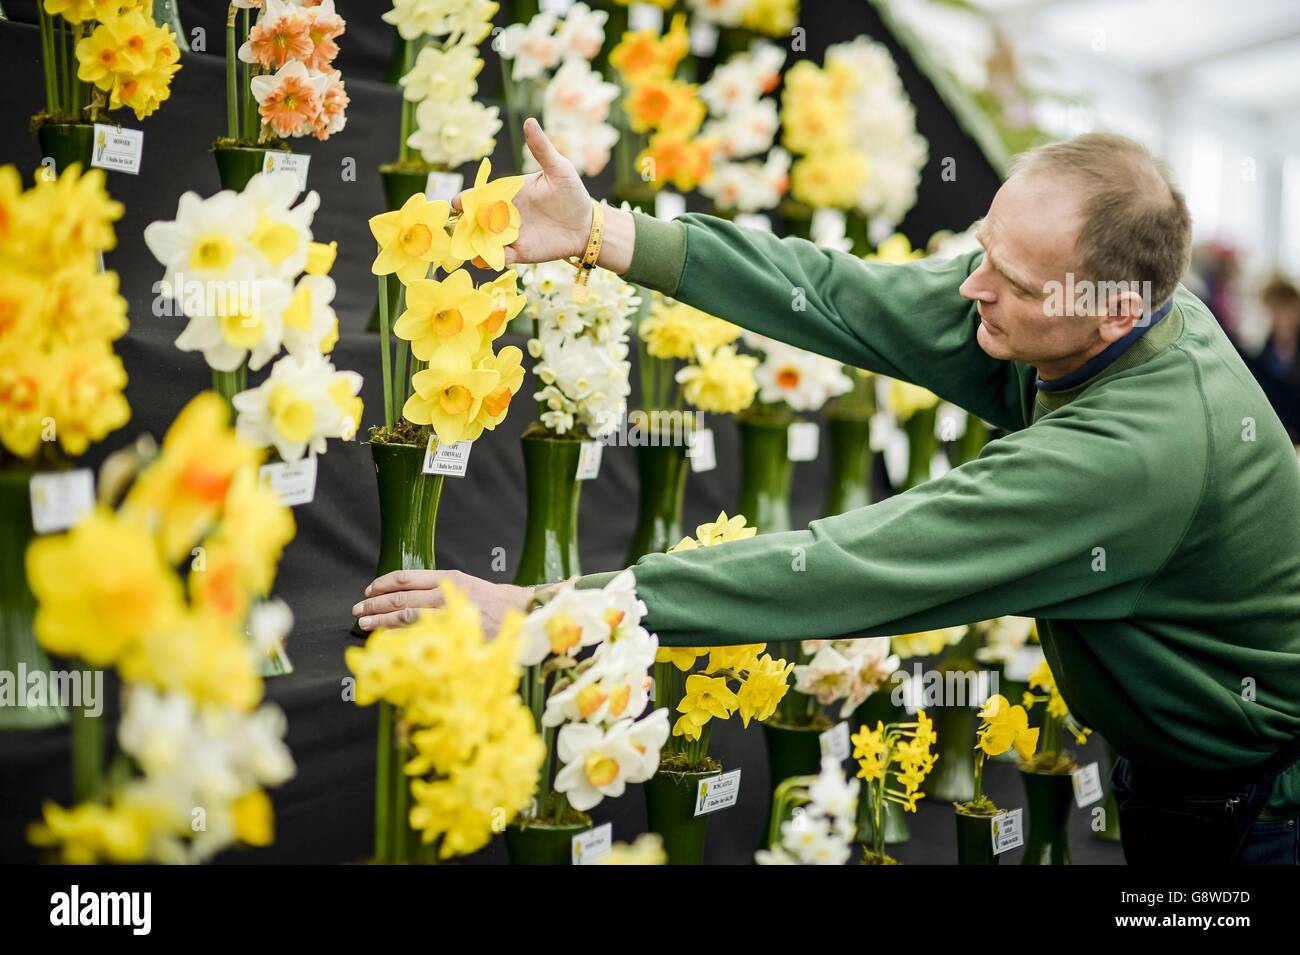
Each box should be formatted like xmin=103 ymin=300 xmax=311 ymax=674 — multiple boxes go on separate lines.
xmin=1035 ymin=298 xmax=1174 ymax=392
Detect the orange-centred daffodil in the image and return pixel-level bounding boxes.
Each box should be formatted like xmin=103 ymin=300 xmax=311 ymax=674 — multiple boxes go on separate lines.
xmin=369 ymin=192 xmax=452 ymax=285
xmin=479 ymin=270 xmax=526 ymax=347
xmin=465 ymin=345 xmax=524 ymax=439
xmin=402 ymin=347 xmax=501 ymax=446
xmin=449 ymin=158 xmax=524 ymax=272
xmin=392 ymin=268 xmax=490 ymax=360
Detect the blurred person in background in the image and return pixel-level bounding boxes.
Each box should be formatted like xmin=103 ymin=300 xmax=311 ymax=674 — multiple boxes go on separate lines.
xmin=1251 ymin=277 xmax=1300 ymax=443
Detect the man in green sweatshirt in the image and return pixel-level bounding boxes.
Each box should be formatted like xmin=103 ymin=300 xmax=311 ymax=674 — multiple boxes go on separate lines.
xmin=352 ymin=120 xmax=1300 ymax=865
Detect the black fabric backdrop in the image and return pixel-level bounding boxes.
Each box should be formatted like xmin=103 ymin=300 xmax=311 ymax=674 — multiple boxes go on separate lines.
xmin=0 ymin=2 xmax=1121 ymax=863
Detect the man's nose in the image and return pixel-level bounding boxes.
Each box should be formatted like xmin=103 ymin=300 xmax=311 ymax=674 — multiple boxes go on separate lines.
xmin=959 ymin=270 xmax=995 ymax=303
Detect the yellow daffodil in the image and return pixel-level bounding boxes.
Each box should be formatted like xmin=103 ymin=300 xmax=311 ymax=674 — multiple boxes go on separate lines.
xmin=655 ymin=646 xmax=705 ymax=672
xmin=885 ymin=379 xmax=940 ymax=421
xmin=865 ymin=233 xmax=925 ymax=263
xmin=231 ymin=789 xmax=275 ymax=847
xmin=479 ymin=270 xmax=526 ymax=348
xmin=120 ymin=608 xmax=262 ymax=712
xmin=735 ymin=654 xmax=793 ymax=726
xmin=26 ymin=507 xmax=183 ymax=667
xmin=369 ymin=192 xmax=453 ymax=285
xmin=449 ymin=158 xmax=525 ymax=272
xmin=975 ymin=694 xmax=1040 ymax=760
xmin=305 ymin=239 xmax=338 ymax=276
xmin=26 ymin=799 xmax=155 ymax=865
xmin=696 ymin=511 xmax=757 ymax=546
xmin=677 ymin=674 xmax=738 ymax=722
xmin=402 ymin=347 xmax=501 ymax=445
xmin=706 ymin=644 xmax=764 ymax=675
xmin=464 ymin=345 xmax=524 ymax=439
xmin=852 ymin=722 xmax=888 ymax=782
xmin=393 ymin=268 xmax=491 ymax=360
xmin=675 ymin=343 xmax=758 ymax=414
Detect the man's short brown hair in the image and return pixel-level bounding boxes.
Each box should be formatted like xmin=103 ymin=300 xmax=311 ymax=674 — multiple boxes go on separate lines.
xmin=1012 ymin=133 xmax=1192 ymax=309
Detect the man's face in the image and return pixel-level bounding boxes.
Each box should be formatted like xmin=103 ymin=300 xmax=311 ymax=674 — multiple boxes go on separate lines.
xmin=959 ymin=172 xmax=1102 ymax=370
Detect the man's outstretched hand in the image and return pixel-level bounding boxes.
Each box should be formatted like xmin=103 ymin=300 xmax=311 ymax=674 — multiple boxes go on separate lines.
xmin=454 ymin=118 xmax=636 ymax=273
xmin=352 ymin=569 xmax=536 ymax=637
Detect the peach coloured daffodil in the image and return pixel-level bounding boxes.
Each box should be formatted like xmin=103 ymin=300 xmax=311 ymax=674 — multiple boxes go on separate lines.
xmin=449 ymin=158 xmax=525 ymax=272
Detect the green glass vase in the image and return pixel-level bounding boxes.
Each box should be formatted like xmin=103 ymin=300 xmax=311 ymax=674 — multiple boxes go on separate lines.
xmin=624 ymin=439 xmax=689 ymax=563
xmin=213 ymin=145 xmax=289 ymax=192
xmin=367 ymin=167 xmax=434 ymax=332
xmin=737 ymin=417 xmax=792 ymax=534
xmin=955 ymin=809 xmax=1000 ymax=865
xmin=504 ymin=818 xmax=591 ymax=866
xmin=152 ymin=0 xmax=188 ymax=50
xmin=763 ymin=720 xmax=827 ymax=789
xmin=644 ymin=767 xmax=721 ymax=865
xmin=1019 ymin=769 xmax=1073 ymax=864
xmin=514 ymin=434 xmax=582 ymax=587
xmin=824 ymin=413 xmax=873 ymax=515
xmin=0 ymin=470 xmax=66 ymax=729
xmin=37 ymin=123 xmax=94 ymax=175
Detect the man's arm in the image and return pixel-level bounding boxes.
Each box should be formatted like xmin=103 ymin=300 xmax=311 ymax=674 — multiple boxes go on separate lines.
xmin=581 ymin=397 xmax=1201 ymax=647
xmin=613 ymin=211 xmax=1030 ymax=431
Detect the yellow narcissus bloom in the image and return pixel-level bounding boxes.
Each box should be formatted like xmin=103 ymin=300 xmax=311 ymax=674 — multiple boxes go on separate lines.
xmin=976 ymin=694 xmax=1039 ymax=760
xmin=599 ymin=832 xmax=667 ymax=865
xmin=305 ymin=240 xmax=338 ymax=276
xmin=121 ymin=392 xmax=262 ymax=563
xmin=201 ymin=467 xmax=296 ymax=601
xmin=26 ymin=799 xmax=156 ymax=865
xmin=30 ymin=164 xmax=123 ymax=266
xmin=655 ymin=646 xmax=705 ymax=672
xmin=46 ymin=343 xmax=131 ymax=457
xmin=636 ymin=133 xmax=714 ymax=193
xmin=394 ymin=268 xmax=491 ymax=360
xmin=695 ymin=511 xmax=757 ymax=546
xmin=26 ymin=507 xmax=183 ymax=667
xmin=465 ymin=345 xmax=524 ymax=438
xmin=608 ymin=13 xmax=689 ymax=83
xmin=790 ymin=150 xmax=868 ymax=210
xmin=675 ymin=344 xmax=758 ymax=414
xmin=677 ymin=674 xmax=738 ymax=723
xmin=852 ymin=722 xmax=889 ymax=782
xmin=402 ymin=347 xmax=501 ymax=445
xmin=625 ymin=78 xmax=705 ymax=136
xmin=706 ymin=644 xmax=764 ymax=675
xmin=479 ymin=270 xmax=527 ymax=348
xmin=231 ymin=789 xmax=275 ymax=847
xmin=450 ymin=158 xmax=525 ymax=272
xmin=0 ymin=349 xmax=53 ymax=458
xmin=865 ymin=233 xmax=925 ymax=263
xmin=885 ymin=379 xmax=940 ymax=421
xmin=120 ymin=608 xmax=262 ymax=712
xmin=369 ymin=192 xmax=453 ymax=285
xmin=735 ymin=654 xmax=793 ymax=726
xmin=640 ymin=297 xmax=736 ymax=360
xmin=41 ymin=266 xmax=129 ymax=349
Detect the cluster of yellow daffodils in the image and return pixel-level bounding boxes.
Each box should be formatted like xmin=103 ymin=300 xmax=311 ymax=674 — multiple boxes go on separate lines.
xmin=890 ymin=624 xmax=968 ymax=659
xmin=71 ymin=4 xmax=181 ymax=121
xmin=651 ymin=513 xmax=792 ymax=767
xmin=26 ymin=392 xmax=298 ymax=864
xmin=610 ymin=15 xmax=714 ymax=192
xmin=957 ymin=694 xmax=1039 ymax=815
xmin=780 ymin=59 xmax=865 ymax=210
xmin=634 ymin=292 xmax=751 ymax=415
xmin=0 ymin=164 xmax=129 ymax=459
xmin=345 ymin=580 xmax=545 ymax=860
xmin=1022 ymin=659 xmax=1091 ymax=769
xmin=853 ymin=712 xmax=936 ymax=861
xmin=368 ymin=158 xmax=527 ymax=446
xmin=640 ymin=294 xmax=741 ymax=360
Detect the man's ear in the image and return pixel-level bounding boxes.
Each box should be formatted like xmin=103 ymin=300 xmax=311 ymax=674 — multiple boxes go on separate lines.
xmin=1097 ymin=288 xmax=1145 ymax=344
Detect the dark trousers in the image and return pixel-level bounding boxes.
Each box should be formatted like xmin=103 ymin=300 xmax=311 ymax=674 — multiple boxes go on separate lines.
xmin=1113 ymin=756 xmax=1299 ymax=865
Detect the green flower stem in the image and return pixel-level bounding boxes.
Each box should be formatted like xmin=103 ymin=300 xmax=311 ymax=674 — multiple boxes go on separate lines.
xmin=69 ymin=23 xmax=83 ymax=117
xmin=392 ymin=724 xmax=410 ymax=862
xmin=52 ymin=17 xmax=63 ymax=116
xmin=211 ymin=364 xmax=246 ymax=417
xmin=393 ymin=284 xmax=410 ymax=411
xmin=377 ymin=274 xmax=395 ymax=429
xmin=241 ymin=11 xmax=257 ymax=142
xmin=973 ymin=750 xmax=986 ymax=803
xmin=70 ymin=665 xmax=103 ymax=803
xmin=225 ymin=9 xmax=238 ymax=139
xmin=397 ymin=40 xmax=414 ymax=163
xmin=38 ymin=4 xmax=56 ymax=112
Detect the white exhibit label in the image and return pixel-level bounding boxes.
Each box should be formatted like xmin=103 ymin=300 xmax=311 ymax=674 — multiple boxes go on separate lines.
xmin=694 ymin=769 xmax=741 ymax=816
xmin=29 ymin=470 xmax=94 ymax=534
xmin=90 ymin=124 xmax=143 ymax=175
xmin=571 ymin=822 xmax=612 ymax=864
xmin=425 ymin=171 xmax=464 ymax=202
xmin=1073 ymin=762 xmax=1104 ymax=808
xmin=259 ymin=456 xmax=318 ymax=507
xmin=819 ymin=721 xmax=851 ymax=761
xmin=991 ymin=809 xmax=1023 ymax=854
xmin=262 ymin=150 xmax=310 ymax=189
xmin=424 ymin=436 xmax=472 ymax=476
xmin=787 ymin=421 xmax=820 ymax=461
xmin=576 ymin=440 xmax=603 ymax=481
xmin=688 ymin=427 xmax=716 ymax=473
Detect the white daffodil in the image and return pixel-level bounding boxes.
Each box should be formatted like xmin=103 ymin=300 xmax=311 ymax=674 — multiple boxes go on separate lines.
xmin=975 ymin=616 xmax=1037 ymax=665
xmin=753 ymin=342 xmax=853 ymax=412
xmin=442 ymin=0 xmax=497 ymax=43
xmin=517 ymin=585 xmax=611 ymax=666
xmin=228 ymin=702 xmax=296 ymax=789
xmin=623 ymin=707 xmax=670 ymax=780
xmin=408 ymin=98 xmax=501 ymax=168
xmin=281 ymin=274 xmax=339 ymax=358
xmin=553 ymin=718 xmax=645 ymax=811
xmin=793 ymin=644 xmax=854 ymax=707
xmin=556 ymin=2 xmax=607 ymax=61
xmin=248 ymin=598 xmax=294 ymax=660
xmin=701 ymin=98 xmax=779 ymax=161
xmin=239 ymin=171 xmax=320 ymax=282
xmin=600 ymin=570 xmax=648 ymax=636
xmin=399 ymin=41 xmax=483 ymax=103
xmin=496 ymin=11 xmax=562 ymax=81
xmin=232 ymin=350 xmax=349 ymax=460
xmin=543 ymin=635 xmax=656 ymax=727
xmin=381 ymin=0 xmax=459 ymax=40
xmin=173 ymin=261 xmax=289 ymax=372
xmin=144 ymin=189 xmax=258 ymax=293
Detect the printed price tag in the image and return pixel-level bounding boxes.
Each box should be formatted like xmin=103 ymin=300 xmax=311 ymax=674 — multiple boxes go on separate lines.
xmin=688 ymin=427 xmax=716 ymax=473
xmin=1004 ymin=645 xmax=1045 ymax=682
xmin=787 ymin=421 xmax=820 ymax=461
xmin=654 ymin=190 xmax=686 ymax=221
xmin=424 ymin=435 xmax=472 ymax=476
xmin=571 ymin=822 xmax=612 ymax=864
xmin=262 ymin=150 xmax=310 ymax=189
xmin=628 ymin=3 xmax=664 ymax=32
xmin=29 ymin=470 xmax=94 ymax=534
xmin=819 ymin=721 xmax=851 ymax=761
xmin=733 ymin=213 xmax=772 ymax=232
xmin=991 ymin=808 xmax=1023 ymax=855
xmin=576 ymin=440 xmax=603 ymax=481
xmin=694 ymin=769 xmax=741 ymax=816
xmin=259 ymin=456 xmax=318 ymax=507
xmin=90 ymin=124 xmax=143 ymax=175
xmin=1073 ymin=761 xmax=1104 ymax=807
xmin=689 ymin=20 xmax=720 ymax=57
xmin=425 ymin=171 xmax=464 ymax=202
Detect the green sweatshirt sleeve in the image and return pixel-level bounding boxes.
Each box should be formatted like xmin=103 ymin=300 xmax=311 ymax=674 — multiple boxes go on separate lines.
xmin=622 ymin=211 xmax=1029 ymax=431
xmin=624 ymin=388 xmax=1205 ymax=647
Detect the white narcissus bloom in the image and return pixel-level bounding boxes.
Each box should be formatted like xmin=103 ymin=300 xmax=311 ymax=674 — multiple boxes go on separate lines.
xmin=399 ymin=41 xmax=483 ymax=103
xmin=407 ymin=98 xmax=501 ymax=168
xmin=553 ymin=712 xmax=667 ymax=811
xmin=839 ymin=637 xmax=900 ymax=716
xmin=381 ymin=0 xmax=461 ymax=40
xmin=517 ymin=585 xmax=612 ymax=666
xmin=702 ymin=98 xmax=779 ymax=161
xmin=543 ymin=58 xmax=619 ymax=125
xmin=757 ymin=757 xmax=858 ymax=865
xmin=975 ymin=616 xmax=1037 ymax=665
xmin=793 ymin=644 xmax=853 ymax=707
xmin=232 ymin=350 xmax=353 ymax=460
xmin=542 ymin=630 xmax=657 ymax=727
xmin=496 ymin=11 xmax=562 ymax=81
xmin=601 ymin=570 xmax=648 ymax=635
xmin=173 ymin=261 xmax=289 ymax=372
xmin=226 ymin=702 xmax=296 ymax=789
xmin=249 ymin=598 xmax=294 ymax=660
xmin=144 ymin=189 xmax=258 ymax=292
xmin=239 ymin=171 xmax=320 ymax=281
xmin=555 ymin=2 xmax=607 ymax=61
xmin=753 ymin=342 xmax=853 ymax=412
xmin=442 ymin=0 xmax=498 ymax=43
xmin=281 ymin=274 xmax=339 ymax=358
xmin=687 ymin=0 xmax=747 ymax=27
